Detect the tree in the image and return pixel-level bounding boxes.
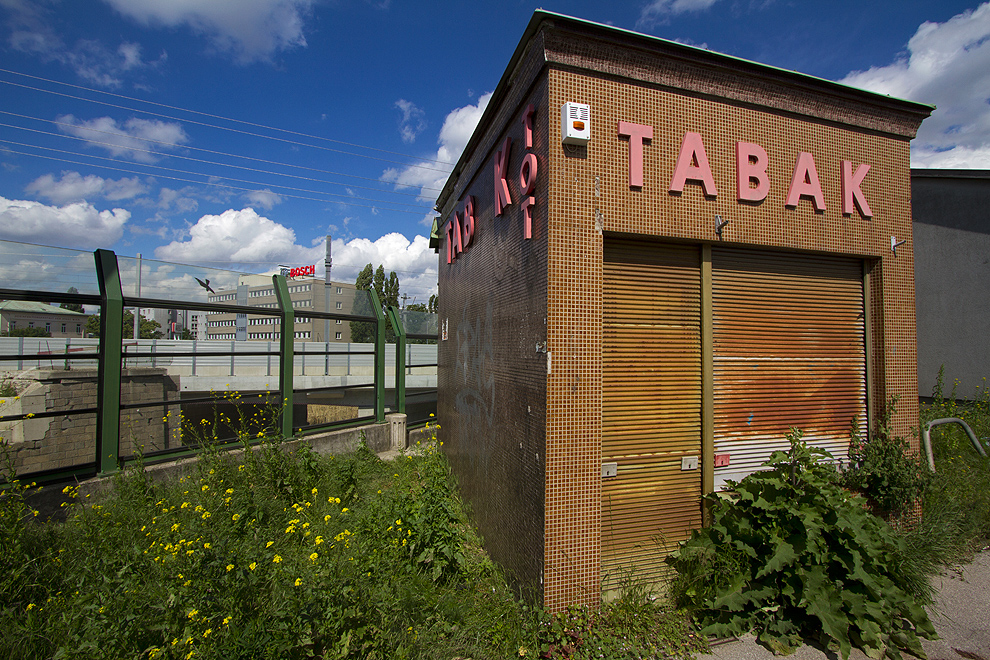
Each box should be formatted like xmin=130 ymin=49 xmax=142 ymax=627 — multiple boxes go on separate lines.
xmin=179 ymin=327 xmax=194 ymax=340
xmin=60 ymin=287 xmax=85 ymax=313
xmin=428 ymin=294 xmax=438 ymax=313
xmin=348 ymin=263 xmax=400 ymax=343
xmin=2 ymin=327 xmax=50 ymax=337
xmin=85 ymin=311 xmax=163 ymax=339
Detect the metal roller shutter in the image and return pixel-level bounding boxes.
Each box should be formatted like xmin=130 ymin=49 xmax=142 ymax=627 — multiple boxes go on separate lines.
xmin=711 ymin=248 xmax=867 ymax=488
xmin=602 ymin=240 xmax=703 ymax=594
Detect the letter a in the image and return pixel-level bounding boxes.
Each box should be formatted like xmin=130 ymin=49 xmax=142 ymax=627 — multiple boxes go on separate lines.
xmin=669 ymin=132 xmax=718 ymax=197
xmin=786 ymin=152 xmax=826 ymax=212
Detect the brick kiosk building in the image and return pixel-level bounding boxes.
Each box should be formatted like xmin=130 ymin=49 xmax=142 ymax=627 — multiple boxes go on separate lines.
xmin=434 ymin=11 xmax=931 ymax=610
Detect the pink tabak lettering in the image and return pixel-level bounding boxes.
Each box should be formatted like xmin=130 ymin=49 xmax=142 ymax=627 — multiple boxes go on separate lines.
xmin=841 ymin=161 xmax=873 ymax=218
xmin=736 ymin=141 xmax=769 ymax=202
xmin=618 ymin=121 xmax=653 ymax=188
xmin=669 ymin=132 xmax=718 ymax=197
xmin=786 ymin=152 xmax=826 ymax=211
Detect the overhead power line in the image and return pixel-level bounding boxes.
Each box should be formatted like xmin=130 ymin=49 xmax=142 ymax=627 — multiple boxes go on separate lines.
xmin=0 ymin=75 xmax=454 ymax=174
xmin=0 ymin=114 xmax=442 ymax=198
xmin=0 ymin=142 xmax=434 ymax=216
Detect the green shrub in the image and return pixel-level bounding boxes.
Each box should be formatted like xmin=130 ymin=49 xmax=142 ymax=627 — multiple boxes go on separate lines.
xmin=843 ymin=397 xmax=925 ymax=518
xmin=667 ymin=429 xmax=936 ymax=660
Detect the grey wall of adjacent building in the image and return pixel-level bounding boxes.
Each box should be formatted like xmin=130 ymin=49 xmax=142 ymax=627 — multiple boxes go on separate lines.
xmin=912 ymin=170 xmax=990 ymax=399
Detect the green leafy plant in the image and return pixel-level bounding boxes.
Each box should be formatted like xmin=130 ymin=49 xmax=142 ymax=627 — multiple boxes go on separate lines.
xmin=844 ymin=397 xmax=925 ymax=518
xmin=667 ymin=429 xmax=937 ymax=660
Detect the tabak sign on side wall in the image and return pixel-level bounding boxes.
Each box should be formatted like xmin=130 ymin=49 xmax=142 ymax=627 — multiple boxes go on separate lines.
xmin=617 ymin=122 xmax=875 ymax=217
xmin=444 ymin=105 xmax=539 ymax=265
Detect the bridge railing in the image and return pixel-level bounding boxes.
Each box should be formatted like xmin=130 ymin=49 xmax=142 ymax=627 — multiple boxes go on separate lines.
xmin=0 ymin=241 xmax=436 ymax=484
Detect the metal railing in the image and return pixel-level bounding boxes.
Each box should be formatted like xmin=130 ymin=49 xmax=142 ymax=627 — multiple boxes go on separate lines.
xmin=0 ymin=242 xmax=437 ymax=484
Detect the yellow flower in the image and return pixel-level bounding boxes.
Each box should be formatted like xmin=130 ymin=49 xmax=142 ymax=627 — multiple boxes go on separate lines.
xmin=223 ymin=616 xmax=231 ymax=625
xmin=187 ymin=609 xmax=198 ymax=619
xmin=314 ymin=536 xmax=324 ymax=545
xmin=203 ymin=628 xmax=212 ymax=638
xmin=25 ymin=413 xmax=34 ymax=418
xmin=311 ymin=487 xmax=318 ymax=496
xmin=232 ymin=513 xmax=240 ymax=522
xmin=226 ymin=564 xmax=234 ymax=572
xmin=273 ymin=555 xmax=282 ymax=563
xmin=249 ymin=562 xmax=257 ymax=571
xmin=294 ymin=578 xmax=303 ymax=587
xmin=26 ymin=603 xmax=35 ymax=611
xmin=309 ymin=552 xmax=318 ymax=562
xmin=266 ymin=541 xmax=274 ymax=548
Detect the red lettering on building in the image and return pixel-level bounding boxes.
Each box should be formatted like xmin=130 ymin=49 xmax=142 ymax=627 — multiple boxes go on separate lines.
xmin=736 ymin=141 xmax=770 ymax=202
xmin=521 ymin=104 xmax=535 ymax=149
xmin=494 ymin=137 xmax=512 ymax=216
xmin=519 ymin=153 xmax=538 ymax=195
xmin=288 ymin=264 xmax=315 ymax=278
xmin=618 ymin=121 xmax=653 ymax=188
xmin=462 ymin=196 xmax=476 ymax=246
xmin=521 ymin=196 xmax=535 ymax=239
xmin=841 ymin=161 xmax=873 ymax=218
xmin=669 ymin=132 xmax=718 ymax=197
xmin=786 ymin=151 xmax=826 ymax=211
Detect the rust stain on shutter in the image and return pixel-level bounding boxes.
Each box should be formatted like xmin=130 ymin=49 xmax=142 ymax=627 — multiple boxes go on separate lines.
xmin=711 ymin=248 xmax=867 ymax=487
xmin=602 ymin=240 xmax=702 ymax=594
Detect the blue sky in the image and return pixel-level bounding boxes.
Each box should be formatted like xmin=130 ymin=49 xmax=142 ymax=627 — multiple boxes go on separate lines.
xmin=1 ymin=0 xmax=988 ymax=299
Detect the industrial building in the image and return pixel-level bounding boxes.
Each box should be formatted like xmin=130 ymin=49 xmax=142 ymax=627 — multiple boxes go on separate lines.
xmin=434 ymin=11 xmax=930 ymax=609
xmin=205 ymin=273 xmax=357 ymax=343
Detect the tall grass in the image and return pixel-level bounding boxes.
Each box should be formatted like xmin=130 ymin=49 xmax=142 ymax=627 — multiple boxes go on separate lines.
xmin=916 ymin=370 xmax=990 ymax=559
xmin=0 ymin=425 xmax=707 ymax=660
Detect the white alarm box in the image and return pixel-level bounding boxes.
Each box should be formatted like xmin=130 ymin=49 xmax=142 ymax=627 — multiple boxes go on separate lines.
xmin=561 ymin=102 xmax=591 ymax=145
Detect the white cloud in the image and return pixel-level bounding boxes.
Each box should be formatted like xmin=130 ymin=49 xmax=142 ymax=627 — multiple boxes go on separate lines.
xmin=3 ymin=0 xmax=159 ymax=87
xmin=103 ymin=0 xmax=317 ymax=64
xmin=637 ymin=0 xmax=720 ymax=28
xmin=328 ymin=233 xmax=437 ymax=298
xmin=840 ymin=3 xmax=990 ymax=168
xmin=154 ymin=207 xmax=322 ymax=267
xmin=0 ymin=196 xmax=130 ymax=248
xmin=57 ymin=115 xmax=189 ymax=163
xmin=244 ymin=188 xmax=283 ymax=210
xmin=25 ymin=171 xmax=149 ymax=204
xmin=381 ymin=92 xmax=492 ymax=203
xmin=395 ymin=99 xmax=427 ymax=144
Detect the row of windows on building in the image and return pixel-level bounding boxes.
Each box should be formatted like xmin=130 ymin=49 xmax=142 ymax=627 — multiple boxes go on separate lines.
xmin=246 ymin=284 xmax=321 ymax=297
xmin=10 ymin=321 xmax=82 ymax=334
xmin=208 ymin=317 xmax=345 ymax=328
xmin=239 ymin=331 xmax=343 ymax=340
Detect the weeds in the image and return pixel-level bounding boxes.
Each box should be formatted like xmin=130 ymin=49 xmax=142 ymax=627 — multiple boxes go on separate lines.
xmin=0 ymin=419 xmax=705 ymax=660
xmin=667 ymin=429 xmax=936 ymax=660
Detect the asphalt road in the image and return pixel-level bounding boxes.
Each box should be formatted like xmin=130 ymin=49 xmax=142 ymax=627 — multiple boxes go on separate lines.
xmin=695 ymin=550 xmax=990 ymax=660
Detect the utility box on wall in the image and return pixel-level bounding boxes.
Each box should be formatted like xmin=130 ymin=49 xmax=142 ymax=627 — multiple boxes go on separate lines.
xmin=434 ymin=11 xmax=931 ymax=611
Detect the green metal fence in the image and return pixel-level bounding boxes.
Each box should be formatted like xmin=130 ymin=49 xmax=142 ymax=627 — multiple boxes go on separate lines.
xmin=0 ymin=241 xmax=436 ymax=484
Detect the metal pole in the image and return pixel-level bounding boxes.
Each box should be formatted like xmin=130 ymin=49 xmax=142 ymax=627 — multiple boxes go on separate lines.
xmin=273 ymin=274 xmax=295 ymax=438
xmin=95 ymin=248 xmax=124 ymax=476
xmin=133 ymin=252 xmax=141 ymax=339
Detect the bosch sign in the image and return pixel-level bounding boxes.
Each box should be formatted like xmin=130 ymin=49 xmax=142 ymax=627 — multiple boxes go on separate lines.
xmin=280 ymin=264 xmax=315 ymax=278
